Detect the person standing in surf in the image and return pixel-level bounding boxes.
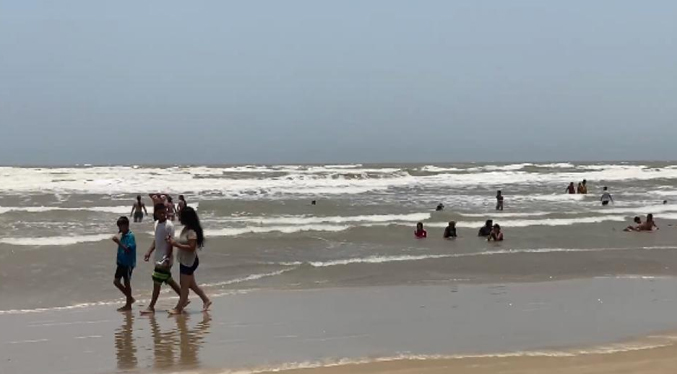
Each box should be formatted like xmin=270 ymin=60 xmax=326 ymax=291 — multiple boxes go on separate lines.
xmin=166 ymin=196 xmax=176 ymax=221
xmin=177 ymin=195 xmax=187 ymax=221
xmin=131 ymin=195 xmax=148 ymax=223
xmin=149 ymin=194 xmax=164 ymax=221
xmin=601 ymin=187 xmax=614 ymax=206
xmin=566 ymin=182 xmax=576 ymax=194
xmin=496 ymin=190 xmax=504 ymax=211
xmin=112 ymin=216 xmax=136 ymax=311
xmin=141 ymin=204 xmax=183 ymax=315
xmin=167 ymin=207 xmax=212 ymax=314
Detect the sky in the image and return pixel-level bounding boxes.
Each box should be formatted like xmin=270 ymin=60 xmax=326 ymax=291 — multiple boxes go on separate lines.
xmin=1 ymin=1 xmax=676 ymax=165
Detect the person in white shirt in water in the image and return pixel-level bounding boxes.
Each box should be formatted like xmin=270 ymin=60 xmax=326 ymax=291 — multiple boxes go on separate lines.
xmin=167 ymin=207 xmax=212 ymax=314
xmin=601 ymin=187 xmax=614 ymax=206
xmin=140 ymin=204 xmax=184 ymax=315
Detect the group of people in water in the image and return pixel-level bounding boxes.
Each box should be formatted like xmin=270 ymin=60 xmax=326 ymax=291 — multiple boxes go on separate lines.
xmin=566 ymin=179 xmax=589 ymax=194
xmin=112 ymin=194 xmax=210 ymax=314
xmin=130 ymin=194 xmax=188 ymax=222
xmin=425 ymin=181 xmax=664 ymax=241
xmin=414 ymin=220 xmax=503 ymax=241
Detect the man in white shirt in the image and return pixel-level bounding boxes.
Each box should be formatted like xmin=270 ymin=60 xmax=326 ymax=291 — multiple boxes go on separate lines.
xmin=141 ymin=203 xmax=183 ymax=314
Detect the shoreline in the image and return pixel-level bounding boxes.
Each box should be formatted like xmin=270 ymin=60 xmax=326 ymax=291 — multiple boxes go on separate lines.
xmin=4 ymin=277 xmax=677 ymax=374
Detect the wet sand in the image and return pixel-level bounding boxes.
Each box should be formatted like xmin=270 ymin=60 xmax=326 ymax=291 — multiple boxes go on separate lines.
xmin=271 ymin=344 xmax=677 ymax=374
xmin=4 ymin=278 xmax=677 ymax=374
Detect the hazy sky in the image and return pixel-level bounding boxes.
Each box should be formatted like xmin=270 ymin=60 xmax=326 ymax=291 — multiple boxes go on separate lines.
xmin=1 ymin=1 xmax=676 ymax=165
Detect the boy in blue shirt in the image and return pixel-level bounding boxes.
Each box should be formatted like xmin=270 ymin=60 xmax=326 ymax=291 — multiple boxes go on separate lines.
xmin=112 ymin=216 xmax=137 ymax=311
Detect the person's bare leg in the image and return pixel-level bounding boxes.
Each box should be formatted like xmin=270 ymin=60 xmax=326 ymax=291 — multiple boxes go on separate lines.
xmin=141 ymin=283 xmax=161 ymax=315
xmin=169 ymin=274 xmax=191 ymax=315
xmin=114 ymin=279 xmax=131 ymax=311
xmin=167 ymin=277 xmax=190 ymax=306
xmin=189 ymin=277 xmax=211 ymax=311
xmin=118 ymin=277 xmax=135 ymax=311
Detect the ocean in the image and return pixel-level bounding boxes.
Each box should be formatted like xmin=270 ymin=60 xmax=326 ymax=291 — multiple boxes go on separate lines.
xmin=3 ymin=162 xmax=677 ymax=374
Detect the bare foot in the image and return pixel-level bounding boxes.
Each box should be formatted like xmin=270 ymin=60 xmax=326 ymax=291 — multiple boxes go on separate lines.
xmin=202 ymin=300 xmax=212 ymax=312
xmin=140 ymin=308 xmax=155 ymax=315
xmin=168 ymin=308 xmax=183 ymax=315
xmin=117 ymin=304 xmax=132 ymax=312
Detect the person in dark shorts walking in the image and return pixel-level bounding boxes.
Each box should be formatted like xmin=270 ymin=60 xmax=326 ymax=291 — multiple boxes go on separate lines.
xmin=112 ymin=216 xmax=137 ymax=311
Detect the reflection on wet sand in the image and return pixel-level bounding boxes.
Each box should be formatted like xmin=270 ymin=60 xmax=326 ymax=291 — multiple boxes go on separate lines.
xmin=177 ymin=313 xmax=212 ymax=369
xmin=146 ymin=312 xmax=212 ymax=371
xmin=114 ymin=312 xmax=137 ymax=371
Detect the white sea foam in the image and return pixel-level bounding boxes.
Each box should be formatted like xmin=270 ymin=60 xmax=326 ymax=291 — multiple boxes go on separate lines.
xmin=534 ymin=163 xmax=576 ymax=168
xmin=419 ymin=165 xmax=463 ymax=172
xmin=212 ymin=338 xmax=677 ymax=374
xmin=0 ymin=234 xmax=113 ymax=246
xmin=287 ymin=246 xmax=677 ymax=268
xmin=2 ymin=164 xmax=677 ymax=196
xmin=0 ymin=202 xmax=199 ymax=215
xmin=459 ymin=211 xmax=552 ymax=218
xmin=220 ymin=213 xmax=432 ymax=225
xmin=429 ymin=215 xmax=628 ymax=228
xmin=201 ymin=269 xmax=297 ymax=287
xmin=205 ymin=225 xmax=351 ymax=237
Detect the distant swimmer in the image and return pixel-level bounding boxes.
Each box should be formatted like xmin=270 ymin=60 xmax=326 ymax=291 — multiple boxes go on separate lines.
xmin=443 ymin=221 xmax=457 ymax=239
xmin=566 ymin=182 xmax=576 ymax=194
xmin=487 ymin=224 xmax=504 ymax=242
xmin=311 ymin=200 xmax=317 ymax=206
xmin=436 ymin=203 xmax=445 ymax=212
xmin=637 ymin=214 xmax=659 ymax=232
xmin=496 ymin=191 xmax=504 ymax=211
xmin=600 ymin=187 xmax=614 ymax=206
xmin=623 ymin=216 xmax=642 ymax=232
xmin=131 ymin=195 xmax=148 ymax=223
xmin=478 ymin=220 xmax=493 ymax=237
xmin=414 ymin=222 xmax=427 ymax=239
xmin=578 ymin=180 xmax=588 ymax=194
xmin=664 ymin=200 xmax=668 ymax=205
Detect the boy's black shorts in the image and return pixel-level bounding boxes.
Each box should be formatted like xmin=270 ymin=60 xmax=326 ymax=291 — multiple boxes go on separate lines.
xmin=115 ymin=265 xmax=134 ymax=282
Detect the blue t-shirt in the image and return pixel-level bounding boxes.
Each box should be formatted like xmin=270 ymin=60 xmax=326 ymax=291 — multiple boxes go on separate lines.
xmin=117 ymin=231 xmax=137 ymax=268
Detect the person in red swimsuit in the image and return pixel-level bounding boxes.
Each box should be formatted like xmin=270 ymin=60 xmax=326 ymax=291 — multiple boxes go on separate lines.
xmin=414 ymin=222 xmax=427 ymax=239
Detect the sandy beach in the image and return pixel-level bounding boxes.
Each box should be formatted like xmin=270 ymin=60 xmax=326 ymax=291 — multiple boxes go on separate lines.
xmin=4 ymin=277 xmax=677 ymax=374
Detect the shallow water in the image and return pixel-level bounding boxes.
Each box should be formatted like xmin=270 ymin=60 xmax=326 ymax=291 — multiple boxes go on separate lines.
xmin=2 ymin=162 xmax=677 ymax=311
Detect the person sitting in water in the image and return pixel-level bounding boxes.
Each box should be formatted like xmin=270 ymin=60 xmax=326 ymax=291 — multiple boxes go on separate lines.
xmin=478 ymin=220 xmax=493 ymax=237
xmin=600 ymin=187 xmax=613 ymax=206
xmin=623 ymin=216 xmax=642 ymax=232
xmin=566 ymin=182 xmax=576 ymax=194
xmin=443 ymin=221 xmax=457 ymax=239
xmin=637 ymin=214 xmax=659 ymax=232
xmin=436 ymin=203 xmax=445 ymax=212
xmin=487 ymin=224 xmax=504 ymax=242
xmin=414 ymin=222 xmax=427 ymax=239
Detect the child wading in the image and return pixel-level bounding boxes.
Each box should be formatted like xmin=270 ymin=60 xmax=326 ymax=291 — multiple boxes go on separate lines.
xmin=112 ymin=216 xmax=137 ymax=311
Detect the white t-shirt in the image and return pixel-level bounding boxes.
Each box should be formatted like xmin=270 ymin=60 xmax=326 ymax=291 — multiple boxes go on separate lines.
xmin=154 ymin=220 xmax=175 ymax=264
xmin=177 ymin=228 xmax=198 ymax=267
xmin=601 ymin=192 xmax=612 ymax=202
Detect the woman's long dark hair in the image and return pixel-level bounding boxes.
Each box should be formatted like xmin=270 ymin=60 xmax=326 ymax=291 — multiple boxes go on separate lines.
xmin=179 ymin=207 xmax=204 ymax=248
